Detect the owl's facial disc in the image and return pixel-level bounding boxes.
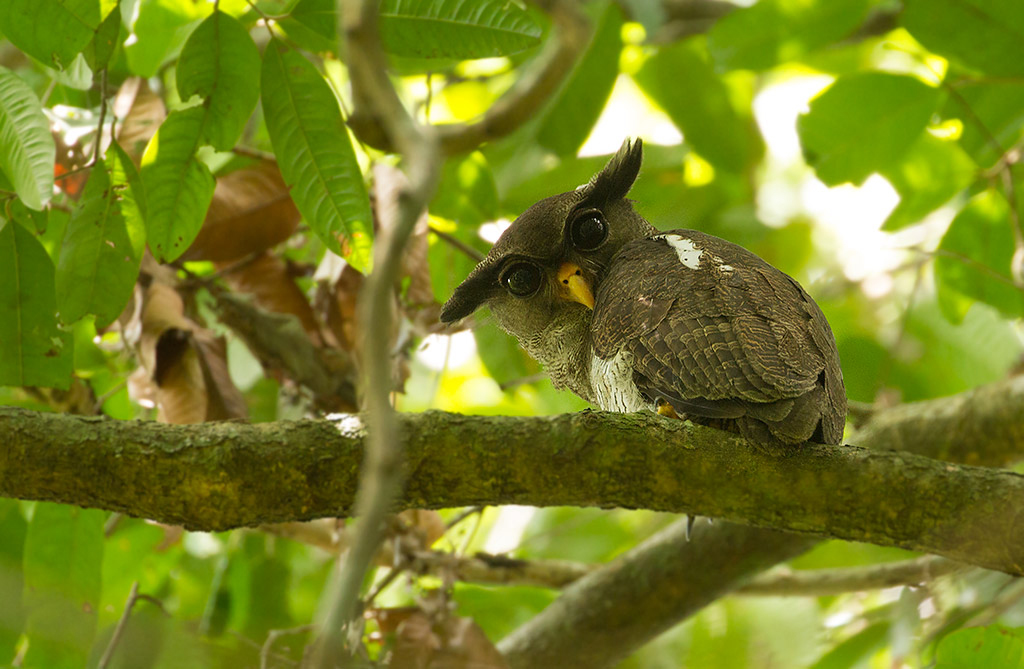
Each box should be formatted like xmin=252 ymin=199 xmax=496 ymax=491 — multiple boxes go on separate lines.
xmin=556 ymin=262 xmax=595 ymax=309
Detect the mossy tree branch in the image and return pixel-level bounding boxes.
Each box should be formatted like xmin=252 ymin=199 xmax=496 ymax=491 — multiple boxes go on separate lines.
xmin=1 ymin=376 xmax=1023 ymax=573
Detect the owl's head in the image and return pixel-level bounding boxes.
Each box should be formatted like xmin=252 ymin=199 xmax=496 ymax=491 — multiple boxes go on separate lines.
xmin=440 ymin=138 xmax=652 ymax=335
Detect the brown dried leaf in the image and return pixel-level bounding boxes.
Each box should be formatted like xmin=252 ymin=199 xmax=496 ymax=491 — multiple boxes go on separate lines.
xmin=136 ymin=283 xmax=246 ymax=423
xmin=390 ymin=611 xmax=438 ymax=669
xmin=372 ymin=164 xmax=435 ymax=307
xmin=217 ymin=252 xmax=323 ymax=346
xmin=320 ymin=263 xmax=364 ymax=353
xmin=183 ymin=159 xmax=301 ymax=262
xmin=114 ymin=78 xmax=166 ymax=165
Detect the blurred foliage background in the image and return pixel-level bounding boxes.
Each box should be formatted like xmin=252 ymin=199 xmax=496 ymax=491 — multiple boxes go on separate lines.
xmin=1 ymin=0 xmax=1024 ymax=666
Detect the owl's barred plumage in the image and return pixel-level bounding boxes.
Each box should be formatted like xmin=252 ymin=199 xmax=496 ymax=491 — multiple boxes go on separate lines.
xmin=440 ymin=139 xmax=846 ymax=447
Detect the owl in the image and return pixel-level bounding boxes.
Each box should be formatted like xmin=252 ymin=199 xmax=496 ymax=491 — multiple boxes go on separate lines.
xmin=441 ymin=139 xmax=845 ymax=448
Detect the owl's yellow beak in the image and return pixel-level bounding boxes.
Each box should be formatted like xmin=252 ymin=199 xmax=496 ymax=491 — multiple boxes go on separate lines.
xmin=557 ymin=262 xmax=595 ymax=310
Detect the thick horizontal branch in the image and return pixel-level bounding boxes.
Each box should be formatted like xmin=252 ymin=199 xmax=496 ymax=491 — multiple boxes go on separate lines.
xmin=2 ymin=394 xmax=1024 ymax=573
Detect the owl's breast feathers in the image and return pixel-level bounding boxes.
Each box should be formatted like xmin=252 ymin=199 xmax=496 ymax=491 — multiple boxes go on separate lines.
xmin=590 ymin=230 xmax=846 ymax=446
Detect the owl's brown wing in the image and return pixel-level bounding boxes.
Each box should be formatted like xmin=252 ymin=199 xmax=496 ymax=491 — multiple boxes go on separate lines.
xmin=591 ymin=230 xmax=845 ymax=446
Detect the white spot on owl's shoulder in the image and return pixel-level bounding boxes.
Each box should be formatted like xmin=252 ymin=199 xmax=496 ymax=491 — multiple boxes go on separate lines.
xmin=590 ymin=350 xmax=651 ymax=413
xmin=656 ymin=234 xmax=703 ymax=269
xmin=711 ymin=254 xmax=735 ymax=273
xmin=575 ymin=182 xmax=589 ymax=191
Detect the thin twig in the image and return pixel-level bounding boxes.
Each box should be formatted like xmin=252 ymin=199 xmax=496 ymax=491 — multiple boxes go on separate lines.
xmin=306 ymin=1 xmax=442 ymax=666
xmin=98 ymin=582 xmax=140 ymax=669
xmin=93 ymin=68 xmax=110 ymax=165
xmin=428 ymin=224 xmax=485 ymax=262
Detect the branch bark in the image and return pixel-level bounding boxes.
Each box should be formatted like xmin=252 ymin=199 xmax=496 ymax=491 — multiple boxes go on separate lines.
xmin=1 ymin=376 xmax=1023 ymax=572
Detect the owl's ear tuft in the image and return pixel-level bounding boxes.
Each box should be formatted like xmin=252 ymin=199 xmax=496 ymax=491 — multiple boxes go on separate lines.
xmin=440 ymin=264 xmax=500 ymax=324
xmin=588 ymin=138 xmax=643 ymax=203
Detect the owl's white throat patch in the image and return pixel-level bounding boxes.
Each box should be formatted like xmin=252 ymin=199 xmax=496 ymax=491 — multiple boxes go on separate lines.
xmin=657 ymin=234 xmax=703 ymax=269
xmin=590 ymin=349 xmax=650 ymax=413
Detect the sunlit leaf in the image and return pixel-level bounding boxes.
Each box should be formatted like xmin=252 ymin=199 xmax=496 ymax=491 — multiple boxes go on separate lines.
xmin=261 ymin=44 xmax=373 ymax=271
xmin=0 ymin=0 xmax=114 ymax=70
xmin=798 ymin=72 xmax=942 ymax=186
xmin=56 ymin=143 xmax=147 ymax=327
xmin=431 ymin=152 xmax=498 ymax=228
xmin=943 ymin=80 xmax=1024 ymax=169
xmin=881 ymin=133 xmax=976 ymax=231
xmin=125 ymin=0 xmax=208 ymax=78
xmin=934 ymin=189 xmax=1024 ymax=321
xmin=536 ymin=2 xmax=622 ymax=157
xmin=177 ymin=10 xmax=261 ymax=150
xmin=707 ymin=0 xmax=871 ymax=71
xmin=0 ymin=66 xmax=55 ymax=211
xmin=935 ymin=626 xmax=1024 ymax=669
xmin=0 ymin=219 xmax=73 ymax=389
xmin=635 ymin=38 xmax=761 ymax=173
xmin=140 ymin=107 xmax=216 ymax=262
xmin=22 ymin=503 xmax=104 ymax=669
xmin=379 ymin=0 xmax=542 ymax=60
xmin=903 ymin=0 xmax=1024 ymax=77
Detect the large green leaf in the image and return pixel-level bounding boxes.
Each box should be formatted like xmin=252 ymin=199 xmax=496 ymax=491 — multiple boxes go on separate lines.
xmin=125 ymin=0 xmax=208 ymax=78
xmin=22 ymin=503 xmax=105 ymax=669
xmin=797 ymin=72 xmax=942 ymax=186
xmin=83 ymin=7 xmax=121 ymax=71
xmin=944 ymin=80 xmax=1024 ymax=169
xmin=536 ymin=2 xmax=622 ymax=157
xmin=378 ymin=0 xmax=542 ymax=60
xmin=177 ymin=11 xmax=261 ymax=151
xmin=0 ymin=499 xmax=27 ymax=663
xmin=707 ymin=0 xmax=871 ymax=72
xmin=809 ymin=621 xmax=890 ymax=669
xmin=0 ymin=219 xmax=73 ymax=389
xmin=277 ymin=0 xmax=336 ymax=53
xmin=880 ymin=133 xmax=976 ymax=231
xmin=140 ymin=107 xmax=215 ymax=262
xmin=935 ymin=626 xmax=1024 ymax=669
xmin=261 ymin=44 xmax=373 ymax=271
xmin=903 ymin=0 xmax=1024 ymax=78
xmin=56 ymin=143 xmax=146 ymax=327
xmin=635 ymin=38 xmax=761 ymax=173
xmin=0 ymin=0 xmax=115 ymax=70
xmin=934 ymin=189 xmax=1024 ymax=321
xmin=0 ymin=66 xmax=55 ymax=211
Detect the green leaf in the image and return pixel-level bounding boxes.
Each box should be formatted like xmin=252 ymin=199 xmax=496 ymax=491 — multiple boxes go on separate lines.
xmin=536 ymin=2 xmax=622 ymax=157
xmin=22 ymin=503 xmax=105 ymax=669
xmin=809 ymin=621 xmax=889 ymax=669
xmin=431 ymin=152 xmax=498 ymax=227
xmin=125 ymin=0 xmax=207 ymax=78
xmin=797 ymin=72 xmax=943 ymax=186
xmin=177 ymin=11 xmax=262 ymax=151
xmin=278 ymin=0 xmax=336 ymax=52
xmin=707 ymin=0 xmax=871 ymax=72
xmin=935 ymin=189 xmax=1024 ymax=320
xmin=56 ymin=144 xmax=147 ymax=327
xmin=0 ymin=499 xmax=27 ymax=663
xmin=881 ymin=133 xmax=976 ymax=231
xmin=261 ymin=44 xmax=373 ymax=271
xmin=935 ymin=626 xmax=1024 ymax=669
xmin=635 ymin=38 xmax=761 ymax=173
xmin=0 ymin=219 xmax=73 ymax=389
xmin=903 ymin=0 xmax=1024 ymax=78
xmin=0 ymin=0 xmax=114 ymax=70
xmin=0 ymin=66 xmax=55 ymax=211
xmin=944 ymin=80 xmax=1024 ymax=169
xmin=140 ymin=107 xmax=216 ymax=262
xmin=378 ymin=0 xmax=542 ymax=60
xmin=473 ymin=315 xmax=535 ymax=388
xmin=83 ymin=7 xmax=121 ymax=71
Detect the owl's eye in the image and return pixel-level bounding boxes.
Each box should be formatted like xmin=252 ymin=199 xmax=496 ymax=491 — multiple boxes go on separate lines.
xmin=570 ymin=210 xmax=608 ymax=251
xmin=501 ymin=262 xmax=542 ymax=297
